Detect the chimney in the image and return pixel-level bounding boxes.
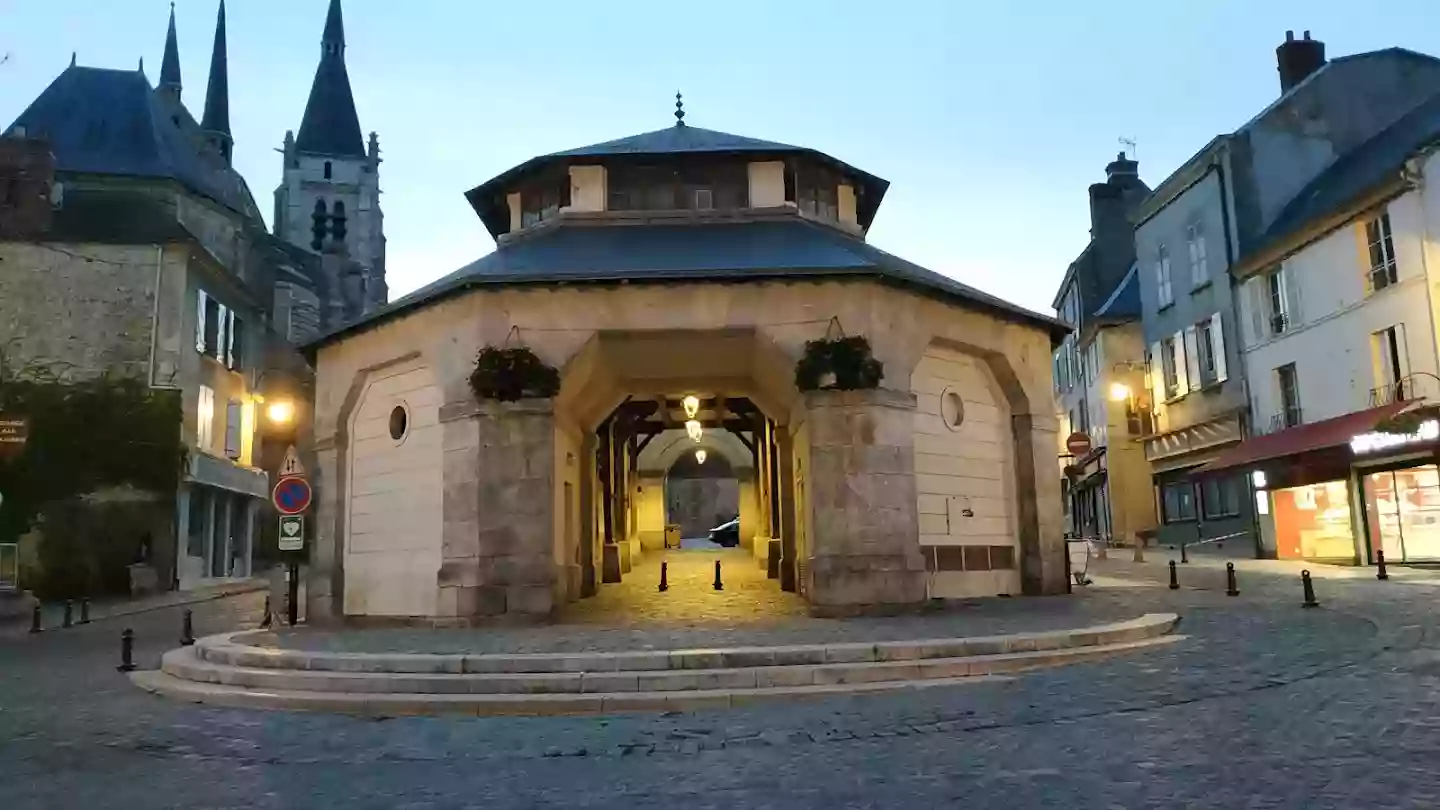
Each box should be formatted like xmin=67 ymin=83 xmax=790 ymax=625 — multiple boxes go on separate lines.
xmin=1105 ymin=151 xmax=1139 ymax=184
xmin=1277 ymin=30 xmax=1326 ymax=94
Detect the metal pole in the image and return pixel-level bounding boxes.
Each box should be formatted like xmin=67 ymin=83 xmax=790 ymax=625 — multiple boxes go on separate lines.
xmin=1301 ymin=570 xmax=1319 ymax=608
xmin=287 ymin=558 xmax=300 ymax=626
xmin=1225 ymin=562 xmax=1239 ymax=596
xmin=1376 ymin=548 xmax=1390 ymax=581
xmin=117 ymin=628 xmax=136 ymax=673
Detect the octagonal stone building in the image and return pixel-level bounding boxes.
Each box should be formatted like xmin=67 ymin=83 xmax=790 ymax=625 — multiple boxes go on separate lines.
xmin=303 ymin=107 xmax=1069 ymax=623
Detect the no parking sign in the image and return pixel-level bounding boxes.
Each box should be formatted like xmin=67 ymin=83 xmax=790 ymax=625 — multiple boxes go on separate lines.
xmin=272 ymin=476 xmax=312 ymax=515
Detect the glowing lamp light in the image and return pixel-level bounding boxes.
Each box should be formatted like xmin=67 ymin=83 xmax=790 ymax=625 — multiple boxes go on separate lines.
xmin=695 ymin=449 xmax=707 ymax=464
xmin=685 ymin=419 xmax=703 ymax=442
xmin=1108 ymin=382 xmax=1131 ymax=402
xmin=682 ymin=395 xmax=701 ymax=419
xmin=266 ymin=400 xmax=296 ymax=425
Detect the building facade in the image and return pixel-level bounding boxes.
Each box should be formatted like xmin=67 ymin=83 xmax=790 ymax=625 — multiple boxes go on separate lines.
xmin=1203 ymin=92 xmax=1440 ymax=566
xmin=0 ymin=3 xmax=352 ymax=590
xmin=1134 ymin=33 xmax=1440 ymax=554
xmin=1051 ymin=154 xmax=1154 ymax=545
xmin=304 ymin=108 xmax=1069 ymax=622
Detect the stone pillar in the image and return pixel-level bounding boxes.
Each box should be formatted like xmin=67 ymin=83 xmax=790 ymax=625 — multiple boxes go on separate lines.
xmin=306 ymin=441 xmax=342 ymax=624
xmin=1013 ymin=412 xmax=1067 ymax=595
xmin=437 ymin=399 xmax=558 ymax=620
xmin=803 ymin=389 xmax=926 ymax=616
xmin=579 ymin=433 xmax=597 ymax=597
xmin=777 ymin=425 xmax=798 ymax=592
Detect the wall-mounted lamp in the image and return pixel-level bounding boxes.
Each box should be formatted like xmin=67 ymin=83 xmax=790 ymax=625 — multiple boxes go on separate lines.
xmin=685 ymin=419 xmax=703 ymax=442
xmin=682 ymin=395 xmax=700 ymax=420
xmin=1108 ymin=382 xmax=1131 ymax=402
xmin=265 ymin=399 xmax=296 ymax=425
xmin=695 ymin=449 xmax=707 ymax=464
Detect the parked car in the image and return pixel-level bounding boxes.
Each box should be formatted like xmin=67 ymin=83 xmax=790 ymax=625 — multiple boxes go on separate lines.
xmin=708 ymin=517 xmax=740 ymax=547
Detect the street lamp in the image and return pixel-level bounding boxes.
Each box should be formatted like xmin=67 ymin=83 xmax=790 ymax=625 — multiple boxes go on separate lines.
xmin=685 ymin=419 xmax=703 ymax=442
xmin=266 ymin=399 xmax=296 ymax=425
xmin=695 ymin=449 xmax=707 ymax=464
xmin=1108 ymin=382 xmax=1131 ymax=402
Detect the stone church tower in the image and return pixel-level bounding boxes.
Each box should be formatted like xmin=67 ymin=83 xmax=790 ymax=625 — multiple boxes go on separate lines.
xmin=273 ymin=0 xmax=386 ymax=320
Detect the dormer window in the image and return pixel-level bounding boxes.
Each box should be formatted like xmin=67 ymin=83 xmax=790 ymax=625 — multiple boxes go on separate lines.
xmin=518 ymin=170 xmax=570 ymax=228
xmin=794 ymin=164 xmax=839 ymax=222
xmin=324 ymin=161 xmax=333 ymax=180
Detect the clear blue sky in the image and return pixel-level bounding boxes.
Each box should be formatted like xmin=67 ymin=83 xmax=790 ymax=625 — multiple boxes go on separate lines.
xmin=4 ymin=1 xmax=1438 ymax=315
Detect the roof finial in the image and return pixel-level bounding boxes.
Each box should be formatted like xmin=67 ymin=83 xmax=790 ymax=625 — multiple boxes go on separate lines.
xmin=70 ymin=52 xmax=77 ymax=68
xmin=674 ymin=91 xmax=685 ymax=127
xmin=138 ymin=57 xmax=145 ymax=73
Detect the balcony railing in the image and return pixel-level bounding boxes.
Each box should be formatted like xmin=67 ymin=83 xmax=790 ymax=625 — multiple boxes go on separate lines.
xmin=1266 ymin=406 xmax=1303 ymax=435
xmin=1369 ymin=373 xmax=1438 ymax=408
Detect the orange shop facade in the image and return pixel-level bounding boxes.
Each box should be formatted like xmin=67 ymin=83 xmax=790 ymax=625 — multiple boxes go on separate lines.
xmin=1201 ymin=405 xmax=1440 ymax=566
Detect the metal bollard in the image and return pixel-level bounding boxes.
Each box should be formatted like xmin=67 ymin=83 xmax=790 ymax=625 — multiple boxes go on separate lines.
xmin=29 ymin=603 xmax=42 ymax=634
xmin=1225 ymin=562 xmax=1239 ymax=597
xmin=1376 ymin=549 xmax=1390 ymax=581
xmin=713 ymin=560 xmax=724 ymax=591
xmin=1180 ymin=542 xmax=1190 ymax=564
xmin=62 ymin=600 xmax=73 ymax=629
xmin=79 ymin=598 xmax=90 ymax=625
xmin=117 ymin=628 xmax=136 ymax=673
xmin=259 ymin=595 xmax=273 ymax=629
xmin=1301 ymin=570 xmax=1320 ymax=608
xmin=180 ymin=609 xmax=195 ymax=646
xmin=1168 ymin=560 xmax=1179 ymax=590
xmin=658 ymin=561 xmax=669 ymax=592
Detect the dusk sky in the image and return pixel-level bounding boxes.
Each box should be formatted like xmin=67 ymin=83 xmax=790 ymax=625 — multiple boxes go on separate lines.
xmin=4 ymin=0 xmax=1439 ymax=315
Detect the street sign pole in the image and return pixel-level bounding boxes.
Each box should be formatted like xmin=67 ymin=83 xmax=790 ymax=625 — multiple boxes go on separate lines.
xmin=287 ymin=556 xmax=300 ymax=627
xmin=272 ymin=476 xmax=312 ymax=628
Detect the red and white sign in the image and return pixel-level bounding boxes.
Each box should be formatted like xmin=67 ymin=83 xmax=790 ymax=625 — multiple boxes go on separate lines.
xmin=1064 ymin=431 xmax=1093 ymax=457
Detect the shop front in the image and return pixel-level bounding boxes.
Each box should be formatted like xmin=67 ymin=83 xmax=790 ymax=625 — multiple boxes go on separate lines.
xmin=1201 ymin=403 xmax=1434 ymax=567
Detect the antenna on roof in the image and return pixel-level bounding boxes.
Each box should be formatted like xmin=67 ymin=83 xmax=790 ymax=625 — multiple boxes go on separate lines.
xmin=675 ymin=91 xmax=685 ymax=127
xmin=70 ymin=52 xmax=77 ymax=68
xmin=1118 ymin=136 xmax=1137 ymax=160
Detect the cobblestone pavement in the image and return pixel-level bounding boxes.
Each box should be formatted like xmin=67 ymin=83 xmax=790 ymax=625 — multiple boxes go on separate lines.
xmin=6 ymin=559 xmax=1440 ymax=807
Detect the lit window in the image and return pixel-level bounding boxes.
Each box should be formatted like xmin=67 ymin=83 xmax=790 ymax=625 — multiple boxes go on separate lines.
xmin=1366 ymin=212 xmax=1398 ymax=291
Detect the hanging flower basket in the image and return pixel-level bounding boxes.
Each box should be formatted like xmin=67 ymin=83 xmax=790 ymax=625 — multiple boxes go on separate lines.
xmin=469 ymin=346 xmax=560 ymax=402
xmin=794 ymin=335 xmax=883 ymax=392
xmin=1374 ymin=408 xmax=1437 ymax=437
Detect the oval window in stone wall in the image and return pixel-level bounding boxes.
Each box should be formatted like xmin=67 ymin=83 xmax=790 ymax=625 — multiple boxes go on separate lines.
xmin=388 ymin=404 xmax=409 ymax=443
xmin=940 ymin=389 xmax=965 ymax=431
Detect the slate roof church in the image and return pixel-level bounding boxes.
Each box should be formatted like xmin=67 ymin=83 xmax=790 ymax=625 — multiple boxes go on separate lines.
xmin=0 ymin=0 xmax=387 ymax=591
xmin=304 ymin=95 xmax=1072 ymax=621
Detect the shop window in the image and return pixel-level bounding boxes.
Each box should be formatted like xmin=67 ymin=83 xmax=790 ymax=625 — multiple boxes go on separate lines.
xmin=1201 ymin=476 xmax=1242 ymax=520
xmin=1363 ymin=465 xmax=1440 ymax=563
xmin=186 ymin=487 xmax=210 ymax=560
xmin=1161 ymin=481 xmax=1197 ymax=523
xmin=1272 ymin=480 xmax=1354 ymax=561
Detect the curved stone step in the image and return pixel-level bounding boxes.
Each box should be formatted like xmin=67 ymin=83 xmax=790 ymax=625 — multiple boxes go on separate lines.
xmin=133 ymin=636 xmax=1183 ymax=715
xmin=195 ymin=613 xmax=1180 ymax=675
xmin=163 ymin=634 xmax=1184 ymax=695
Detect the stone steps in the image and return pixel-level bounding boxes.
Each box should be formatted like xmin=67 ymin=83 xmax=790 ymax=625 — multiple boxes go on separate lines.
xmin=193 ymin=613 xmax=1180 ymax=674
xmin=129 ymin=613 xmax=1184 ymax=716
xmin=134 ymin=636 xmax=1180 ymax=716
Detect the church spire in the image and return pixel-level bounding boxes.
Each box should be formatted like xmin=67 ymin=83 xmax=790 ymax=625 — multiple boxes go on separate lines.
xmin=295 ymin=0 xmax=365 ymax=157
xmin=201 ymin=0 xmax=233 ymax=165
xmin=159 ymin=3 xmax=182 ymax=100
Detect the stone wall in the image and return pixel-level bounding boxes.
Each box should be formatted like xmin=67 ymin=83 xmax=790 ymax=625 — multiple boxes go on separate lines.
xmin=438 ymin=399 xmax=557 ymax=620
xmin=803 ymin=389 xmax=926 ymax=614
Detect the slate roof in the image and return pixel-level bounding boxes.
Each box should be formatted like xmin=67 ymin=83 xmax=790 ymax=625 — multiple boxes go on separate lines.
xmin=200 ymin=0 xmax=230 ymax=137
xmin=465 ymin=123 xmax=891 ymax=234
xmin=5 ymin=65 xmax=260 ymax=220
xmin=294 ymin=0 xmax=365 ymax=158
xmin=159 ymin=6 xmax=181 ymax=92
xmin=306 ymin=217 xmax=1067 ymax=349
xmin=1093 ymin=262 xmax=1141 ymax=320
xmin=1242 ymin=89 xmax=1440 ymax=270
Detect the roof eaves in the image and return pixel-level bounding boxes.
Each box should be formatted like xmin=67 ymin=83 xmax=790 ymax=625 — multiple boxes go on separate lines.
xmin=1132 ymin=135 xmax=1228 ymax=227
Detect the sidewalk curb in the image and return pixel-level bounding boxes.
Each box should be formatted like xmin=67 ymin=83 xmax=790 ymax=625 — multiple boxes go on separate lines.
xmin=0 ymin=581 xmax=267 ymax=637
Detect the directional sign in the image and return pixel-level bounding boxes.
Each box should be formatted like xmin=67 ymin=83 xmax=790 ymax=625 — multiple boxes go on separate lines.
xmin=272 ymin=476 xmax=313 ymax=515
xmin=280 ymin=445 xmax=306 ymax=478
xmin=278 ymin=515 xmax=305 ymax=552
xmin=0 ymin=416 xmax=28 ymax=461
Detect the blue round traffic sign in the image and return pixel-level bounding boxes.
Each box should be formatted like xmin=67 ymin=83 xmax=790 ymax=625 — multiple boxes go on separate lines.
xmin=272 ymin=476 xmax=312 ymax=515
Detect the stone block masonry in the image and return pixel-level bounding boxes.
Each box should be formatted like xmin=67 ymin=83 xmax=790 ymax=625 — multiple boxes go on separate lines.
xmin=438 ymin=399 xmax=558 ymax=619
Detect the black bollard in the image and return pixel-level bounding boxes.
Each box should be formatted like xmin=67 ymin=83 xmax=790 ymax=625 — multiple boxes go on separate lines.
xmin=1301 ymin=569 xmax=1319 ymax=608
xmin=658 ymin=561 xmax=669 ymax=592
xmin=79 ymin=598 xmax=90 ymax=625
xmin=29 ymin=603 xmax=42 ymax=634
xmin=1225 ymin=562 xmax=1239 ymax=597
xmin=180 ymin=609 xmax=195 ymax=646
xmin=713 ymin=560 xmax=724 ymax=591
xmin=260 ymin=595 xmax=273 ymax=629
xmin=1168 ymin=560 xmax=1179 ymax=590
xmin=117 ymin=628 xmax=136 ymax=673
xmin=1376 ymin=549 xmax=1390 ymax=581
xmin=1180 ymin=542 xmax=1190 ymax=564
xmin=62 ymin=600 xmax=73 ymax=629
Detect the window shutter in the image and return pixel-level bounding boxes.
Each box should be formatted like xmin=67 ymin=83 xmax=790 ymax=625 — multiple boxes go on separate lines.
xmin=1173 ymin=331 xmax=1190 ymax=395
xmin=195 ymin=291 xmax=208 ymax=353
xmin=1184 ymin=326 xmax=1202 ymax=392
xmin=224 ymin=401 xmax=241 ymax=459
xmin=1149 ymin=341 xmax=1166 ymax=408
xmin=1283 ymin=265 xmax=1303 ymax=325
xmin=214 ymin=303 xmax=228 ymax=359
xmin=1211 ymin=312 xmax=1228 ymax=382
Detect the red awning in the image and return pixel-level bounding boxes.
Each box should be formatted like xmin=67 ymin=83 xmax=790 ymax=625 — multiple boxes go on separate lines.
xmin=1196 ymin=401 xmax=1413 ymax=475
